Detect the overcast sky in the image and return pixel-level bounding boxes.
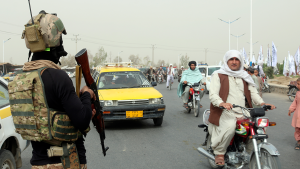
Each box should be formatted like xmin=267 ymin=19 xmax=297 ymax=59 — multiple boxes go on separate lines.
xmin=0 ymin=0 xmax=299 ymax=66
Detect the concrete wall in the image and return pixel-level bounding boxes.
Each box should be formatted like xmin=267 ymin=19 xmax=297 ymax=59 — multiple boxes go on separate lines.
xmin=269 ymin=84 xmax=289 ymax=95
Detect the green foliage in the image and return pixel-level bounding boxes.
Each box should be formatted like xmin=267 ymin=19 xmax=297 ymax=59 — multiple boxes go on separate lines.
xmin=264 ymin=67 xmax=274 ymax=79
xmin=278 ymin=63 xmax=284 ymax=75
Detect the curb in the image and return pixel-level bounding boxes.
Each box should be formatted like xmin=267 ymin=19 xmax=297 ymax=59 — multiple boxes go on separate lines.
xmin=269 ymin=84 xmax=289 ymax=95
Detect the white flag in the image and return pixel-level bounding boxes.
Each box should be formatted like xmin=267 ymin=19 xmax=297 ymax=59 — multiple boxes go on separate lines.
xmin=283 ymin=57 xmax=288 ymax=76
xmin=272 ymin=42 xmax=277 ymax=67
xmin=267 ymin=47 xmax=271 ymax=67
xmin=294 ymin=47 xmax=300 ymax=74
xmin=289 ymin=52 xmax=296 ymax=75
xmin=252 ymin=55 xmax=256 ymax=65
xmin=243 ymin=48 xmax=248 ymax=62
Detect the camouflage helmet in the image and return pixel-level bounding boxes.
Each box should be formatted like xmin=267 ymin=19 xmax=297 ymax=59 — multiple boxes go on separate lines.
xmin=23 ymin=12 xmax=67 ymax=50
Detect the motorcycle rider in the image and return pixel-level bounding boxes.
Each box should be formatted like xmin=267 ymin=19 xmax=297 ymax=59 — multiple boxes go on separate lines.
xmin=177 ymin=66 xmax=184 ymax=82
xmin=177 ymin=61 xmax=205 ymax=108
xmin=10 ymin=11 xmax=95 ymax=169
xmin=208 ymin=50 xmax=275 ymax=166
xmin=166 ymin=64 xmax=174 ymax=88
xmin=156 ymin=66 xmax=165 ymax=82
xmin=146 ymin=66 xmax=156 ymax=82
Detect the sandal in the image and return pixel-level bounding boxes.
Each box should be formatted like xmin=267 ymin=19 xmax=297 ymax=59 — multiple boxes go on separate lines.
xmin=215 ymin=155 xmax=225 ymax=166
xmin=295 ymin=143 xmax=300 ymax=150
xmin=183 ymin=103 xmax=188 ymax=109
xmin=200 ymin=104 xmax=203 ymax=108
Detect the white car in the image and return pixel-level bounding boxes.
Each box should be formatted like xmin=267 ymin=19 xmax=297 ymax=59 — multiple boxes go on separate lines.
xmin=199 ymin=66 xmax=221 ymax=94
xmin=0 ymin=77 xmax=30 ymax=168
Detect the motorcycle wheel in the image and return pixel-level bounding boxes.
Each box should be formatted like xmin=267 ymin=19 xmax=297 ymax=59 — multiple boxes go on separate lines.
xmin=249 ymin=148 xmax=281 ymax=169
xmin=206 ymin=135 xmax=220 ymax=169
xmin=289 ymin=88 xmax=297 ymax=102
xmin=194 ymin=100 xmax=200 ymax=117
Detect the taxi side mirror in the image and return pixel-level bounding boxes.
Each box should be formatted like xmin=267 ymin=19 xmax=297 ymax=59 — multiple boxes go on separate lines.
xmin=151 ymin=82 xmax=157 ymax=86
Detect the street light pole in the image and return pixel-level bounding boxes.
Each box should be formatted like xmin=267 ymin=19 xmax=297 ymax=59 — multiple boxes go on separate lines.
xmin=118 ymin=51 xmax=123 ymax=66
xmin=219 ymin=17 xmax=241 ymax=50
xmin=231 ymin=33 xmax=245 ymax=50
xmin=3 ymin=38 xmax=11 ymax=74
xmin=250 ymin=0 xmax=253 ymax=62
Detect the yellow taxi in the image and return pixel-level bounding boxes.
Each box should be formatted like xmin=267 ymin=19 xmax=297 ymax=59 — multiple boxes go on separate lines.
xmin=3 ymin=73 xmax=15 ymax=81
xmin=94 ymin=63 xmax=165 ymax=126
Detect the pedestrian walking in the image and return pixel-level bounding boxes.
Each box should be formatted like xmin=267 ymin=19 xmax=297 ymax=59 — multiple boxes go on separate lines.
xmin=288 ymin=78 xmax=300 ymax=150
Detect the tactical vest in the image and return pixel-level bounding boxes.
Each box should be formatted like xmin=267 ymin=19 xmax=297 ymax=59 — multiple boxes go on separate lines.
xmin=8 ymin=67 xmax=87 ymax=145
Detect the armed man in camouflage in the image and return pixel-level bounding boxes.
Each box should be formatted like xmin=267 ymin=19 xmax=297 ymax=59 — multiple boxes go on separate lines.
xmin=8 ymin=11 xmax=95 ymax=169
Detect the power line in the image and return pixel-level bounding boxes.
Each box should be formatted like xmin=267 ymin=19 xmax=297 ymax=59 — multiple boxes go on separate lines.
xmin=0 ymin=30 xmax=20 ymax=36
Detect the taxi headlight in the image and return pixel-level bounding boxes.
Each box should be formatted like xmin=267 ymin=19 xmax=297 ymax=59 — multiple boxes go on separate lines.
xmin=104 ymin=100 xmax=114 ymax=106
xmin=149 ymin=98 xmax=162 ymax=104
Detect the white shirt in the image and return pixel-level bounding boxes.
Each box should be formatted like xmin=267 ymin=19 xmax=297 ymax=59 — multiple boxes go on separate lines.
xmin=167 ymin=67 xmax=174 ymax=75
xmin=209 ymin=74 xmax=264 ymax=115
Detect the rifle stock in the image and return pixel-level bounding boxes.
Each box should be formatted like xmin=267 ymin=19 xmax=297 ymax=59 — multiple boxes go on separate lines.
xmin=75 ymin=48 xmax=109 ymax=156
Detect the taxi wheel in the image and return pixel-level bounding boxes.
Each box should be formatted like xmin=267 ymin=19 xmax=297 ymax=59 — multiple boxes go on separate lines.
xmin=153 ymin=117 xmax=163 ymax=126
xmin=0 ymin=150 xmax=16 ymax=169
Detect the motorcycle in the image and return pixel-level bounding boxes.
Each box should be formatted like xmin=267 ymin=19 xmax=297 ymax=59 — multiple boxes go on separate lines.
xmin=197 ymin=105 xmax=281 ymax=169
xmin=186 ymin=82 xmax=205 ymax=117
xmin=261 ymin=76 xmax=270 ymax=93
xmin=157 ymin=73 xmax=163 ymax=84
xmin=178 ymin=74 xmax=182 ymax=82
xmin=287 ymin=81 xmax=298 ymax=102
xmin=147 ymin=74 xmax=156 ymax=83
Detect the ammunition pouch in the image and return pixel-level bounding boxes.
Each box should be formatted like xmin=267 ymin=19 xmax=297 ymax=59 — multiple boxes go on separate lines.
xmin=22 ymin=13 xmax=46 ymax=52
xmin=47 ymin=143 xmax=80 ymax=169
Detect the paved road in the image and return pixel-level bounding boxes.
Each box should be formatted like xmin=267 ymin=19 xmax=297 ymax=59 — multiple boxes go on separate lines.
xmin=20 ymin=79 xmax=298 ymax=169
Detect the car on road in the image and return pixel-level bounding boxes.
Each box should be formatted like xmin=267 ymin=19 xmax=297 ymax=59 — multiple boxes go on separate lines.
xmin=96 ymin=65 xmax=166 ymax=126
xmin=0 ymin=76 xmax=30 ymax=168
xmin=199 ymin=66 xmax=221 ymax=94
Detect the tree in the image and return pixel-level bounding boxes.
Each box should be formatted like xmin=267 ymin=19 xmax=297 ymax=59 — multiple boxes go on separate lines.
xmin=129 ymin=54 xmax=141 ymax=65
xmin=156 ymin=60 xmax=165 ymax=67
xmin=113 ymin=56 xmax=122 ymax=63
xmin=92 ymin=47 xmax=107 ymax=67
xmin=143 ymin=56 xmax=151 ymax=67
xmin=180 ymin=54 xmax=189 ymax=68
xmin=87 ymin=50 xmax=94 ymax=68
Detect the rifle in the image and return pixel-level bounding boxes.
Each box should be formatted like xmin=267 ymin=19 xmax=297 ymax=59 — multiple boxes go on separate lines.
xmin=75 ymin=48 xmax=109 ymax=156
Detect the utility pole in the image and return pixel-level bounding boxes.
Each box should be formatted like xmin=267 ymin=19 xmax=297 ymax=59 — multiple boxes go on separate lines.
xmin=151 ymin=44 xmax=156 ymax=66
xmin=72 ymin=34 xmax=81 ymax=54
xmin=204 ymin=48 xmax=208 ymax=64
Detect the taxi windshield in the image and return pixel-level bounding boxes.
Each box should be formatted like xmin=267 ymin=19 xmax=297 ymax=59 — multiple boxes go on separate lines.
xmin=98 ymin=71 xmax=151 ymax=89
xmin=208 ymin=67 xmax=220 ymax=76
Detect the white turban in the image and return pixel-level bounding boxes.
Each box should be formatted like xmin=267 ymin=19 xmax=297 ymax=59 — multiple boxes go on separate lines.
xmin=212 ymin=50 xmax=255 ymax=86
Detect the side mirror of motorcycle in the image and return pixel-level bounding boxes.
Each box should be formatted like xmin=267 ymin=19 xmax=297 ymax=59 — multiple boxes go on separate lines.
xmin=151 ymin=82 xmax=157 ymax=86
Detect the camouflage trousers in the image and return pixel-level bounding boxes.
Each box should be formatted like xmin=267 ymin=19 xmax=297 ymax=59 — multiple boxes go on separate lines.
xmin=32 ymin=163 xmax=87 ymax=169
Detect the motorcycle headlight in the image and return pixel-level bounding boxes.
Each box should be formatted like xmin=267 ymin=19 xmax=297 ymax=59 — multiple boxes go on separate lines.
xmin=149 ymin=98 xmax=162 ymax=104
xmin=194 ymin=87 xmax=200 ymax=91
xmin=256 ymin=117 xmax=269 ymax=128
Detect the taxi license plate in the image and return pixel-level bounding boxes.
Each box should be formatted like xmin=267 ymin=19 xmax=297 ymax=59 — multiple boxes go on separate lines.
xmin=126 ymin=111 xmax=143 ymax=118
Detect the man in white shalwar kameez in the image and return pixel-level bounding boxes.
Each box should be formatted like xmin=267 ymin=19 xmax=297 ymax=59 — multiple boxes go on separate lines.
xmin=208 ymin=50 xmax=275 ymax=166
